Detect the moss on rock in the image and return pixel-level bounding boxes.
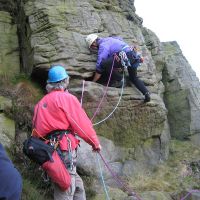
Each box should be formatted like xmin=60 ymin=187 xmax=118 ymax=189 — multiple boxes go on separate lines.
xmin=0 ymin=11 xmax=20 ymax=84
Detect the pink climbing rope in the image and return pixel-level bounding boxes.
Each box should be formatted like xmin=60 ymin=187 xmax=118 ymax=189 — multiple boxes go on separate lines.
xmin=180 ymin=189 xmax=200 ymax=200
xmin=90 ymin=54 xmax=117 ymax=121
xmin=98 ymin=152 xmax=143 ymax=200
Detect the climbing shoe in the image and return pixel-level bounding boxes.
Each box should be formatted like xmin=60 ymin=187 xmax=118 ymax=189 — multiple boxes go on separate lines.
xmin=144 ymin=92 xmax=151 ymax=103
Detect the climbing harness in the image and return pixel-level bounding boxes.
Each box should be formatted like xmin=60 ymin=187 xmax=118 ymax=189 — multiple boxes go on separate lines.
xmin=119 ymin=50 xmax=131 ymax=68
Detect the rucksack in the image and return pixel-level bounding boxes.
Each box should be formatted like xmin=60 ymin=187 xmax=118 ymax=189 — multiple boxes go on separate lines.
xmin=23 ymin=136 xmax=54 ymax=165
xmin=23 ymin=134 xmax=72 ymax=191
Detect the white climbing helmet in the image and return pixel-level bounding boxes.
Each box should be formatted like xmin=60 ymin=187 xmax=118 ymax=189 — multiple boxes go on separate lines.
xmin=86 ymin=34 xmax=98 ymax=48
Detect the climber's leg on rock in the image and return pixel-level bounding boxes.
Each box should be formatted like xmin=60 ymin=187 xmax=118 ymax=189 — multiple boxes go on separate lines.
xmin=127 ymin=67 xmax=151 ymax=102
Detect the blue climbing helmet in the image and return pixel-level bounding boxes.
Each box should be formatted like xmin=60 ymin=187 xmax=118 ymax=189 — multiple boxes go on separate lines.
xmin=47 ymin=65 xmax=69 ymax=83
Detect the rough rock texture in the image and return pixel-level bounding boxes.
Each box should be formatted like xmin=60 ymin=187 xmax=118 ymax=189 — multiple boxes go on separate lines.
xmin=0 ymin=0 xmax=200 ymax=199
xmin=0 ymin=10 xmax=20 ymax=83
xmin=0 ymin=96 xmax=15 ymax=147
xmin=162 ymin=41 xmax=200 ymax=140
xmin=18 ymin=0 xmax=171 ymax=163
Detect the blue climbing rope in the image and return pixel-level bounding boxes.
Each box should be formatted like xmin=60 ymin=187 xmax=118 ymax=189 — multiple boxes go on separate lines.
xmin=93 ymin=70 xmax=125 ymax=126
xmin=96 ymin=153 xmax=111 ymax=200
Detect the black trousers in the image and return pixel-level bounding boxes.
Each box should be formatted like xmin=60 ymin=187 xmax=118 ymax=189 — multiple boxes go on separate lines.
xmin=99 ymin=55 xmax=149 ymax=95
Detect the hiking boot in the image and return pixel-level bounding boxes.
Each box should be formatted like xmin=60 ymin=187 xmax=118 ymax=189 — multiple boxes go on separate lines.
xmin=144 ymin=92 xmax=151 ymax=103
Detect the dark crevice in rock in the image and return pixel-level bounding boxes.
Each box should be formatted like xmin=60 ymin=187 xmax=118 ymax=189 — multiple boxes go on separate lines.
xmin=31 ymin=67 xmax=48 ymax=90
xmin=0 ymin=0 xmax=16 ymax=14
xmin=84 ymin=74 xmax=94 ymax=82
xmin=152 ymin=135 xmax=162 ymax=161
xmin=0 ymin=0 xmax=26 ymax=74
xmin=16 ymin=0 xmax=34 ymax=75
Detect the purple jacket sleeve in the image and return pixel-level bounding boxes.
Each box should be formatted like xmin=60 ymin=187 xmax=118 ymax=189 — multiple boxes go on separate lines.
xmin=96 ymin=44 xmax=110 ymax=73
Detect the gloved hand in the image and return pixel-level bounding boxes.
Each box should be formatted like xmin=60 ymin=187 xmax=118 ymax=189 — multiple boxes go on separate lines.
xmin=92 ymin=144 xmax=102 ymax=152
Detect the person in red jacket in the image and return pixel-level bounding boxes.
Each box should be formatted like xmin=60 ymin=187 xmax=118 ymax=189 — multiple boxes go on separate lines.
xmin=32 ymin=65 xmax=101 ymax=200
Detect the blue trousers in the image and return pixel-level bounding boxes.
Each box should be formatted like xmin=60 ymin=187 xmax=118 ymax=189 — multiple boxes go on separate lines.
xmin=99 ymin=54 xmax=149 ymax=95
xmin=0 ymin=144 xmax=22 ymax=200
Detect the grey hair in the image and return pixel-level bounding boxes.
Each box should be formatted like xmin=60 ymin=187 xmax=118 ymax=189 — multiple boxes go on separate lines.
xmin=46 ymin=78 xmax=69 ymax=93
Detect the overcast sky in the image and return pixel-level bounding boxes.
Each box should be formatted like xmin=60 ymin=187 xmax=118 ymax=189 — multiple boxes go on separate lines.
xmin=135 ymin=0 xmax=200 ymax=79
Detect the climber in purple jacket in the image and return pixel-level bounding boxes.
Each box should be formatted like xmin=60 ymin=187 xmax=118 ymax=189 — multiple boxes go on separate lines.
xmin=0 ymin=143 xmax=22 ymax=200
xmin=86 ymin=34 xmax=151 ymax=102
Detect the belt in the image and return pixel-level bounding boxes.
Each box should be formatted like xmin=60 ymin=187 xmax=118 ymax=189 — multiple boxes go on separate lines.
xmin=45 ymin=130 xmax=70 ymax=140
